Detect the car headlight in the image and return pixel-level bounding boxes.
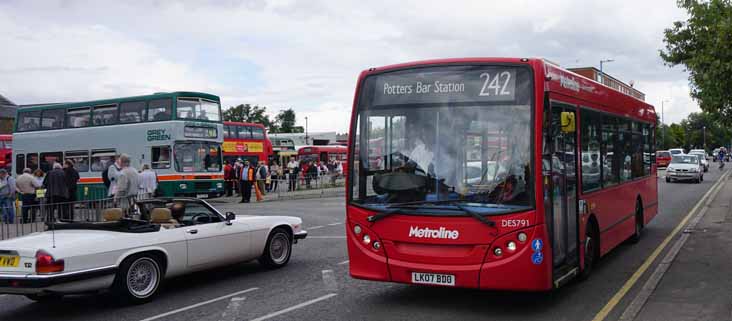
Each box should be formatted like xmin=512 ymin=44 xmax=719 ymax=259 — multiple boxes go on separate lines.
xmin=667 ymin=167 xmax=674 ymax=172
xmin=690 ymin=167 xmax=698 ymax=172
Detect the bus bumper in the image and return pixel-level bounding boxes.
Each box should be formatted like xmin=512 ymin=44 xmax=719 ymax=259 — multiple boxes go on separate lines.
xmin=348 ymin=224 xmax=552 ymax=291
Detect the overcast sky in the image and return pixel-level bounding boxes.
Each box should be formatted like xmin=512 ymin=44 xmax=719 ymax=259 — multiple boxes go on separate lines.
xmin=0 ymin=0 xmax=694 ymax=133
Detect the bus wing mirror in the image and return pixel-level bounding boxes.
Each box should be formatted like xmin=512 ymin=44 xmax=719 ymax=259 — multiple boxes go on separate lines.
xmin=560 ymin=112 xmax=576 ymax=133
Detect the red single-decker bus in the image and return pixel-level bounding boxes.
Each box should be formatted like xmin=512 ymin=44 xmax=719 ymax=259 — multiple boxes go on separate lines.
xmin=0 ymin=134 xmax=11 ymax=170
xmin=346 ymin=58 xmax=657 ymax=290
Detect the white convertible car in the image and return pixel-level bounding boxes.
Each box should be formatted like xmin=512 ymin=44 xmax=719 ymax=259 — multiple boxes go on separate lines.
xmin=0 ymin=197 xmax=306 ymax=304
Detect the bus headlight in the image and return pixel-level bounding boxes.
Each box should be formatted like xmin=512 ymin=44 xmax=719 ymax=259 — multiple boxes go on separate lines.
xmin=494 ymin=247 xmax=503 ymax=256
xmin=372 ymin=241 xmax=381 ymax=250
xmin=179 ymin=184 xmax=187 ymax=190
xmin=363 ymin=234 xmax=371 ymax=245
xmin=353 ymin=225 xmax=362 ymax=235
xmin=507 ymin=241 xmax=517 ymax=252
xmin=216 ymin=182 xmax=223 ymax=188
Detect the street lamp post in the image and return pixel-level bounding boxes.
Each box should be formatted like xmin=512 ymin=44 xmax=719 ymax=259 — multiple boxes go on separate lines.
xmin=599 ymin=59 xmax=614 ymax=84
xmin=661 ymin=99 xmax=670 ymax=149
xmin=703 ymin=126 xmax=706 ymax=150
xmin=305 ymin=116 xmax=309 ymax=145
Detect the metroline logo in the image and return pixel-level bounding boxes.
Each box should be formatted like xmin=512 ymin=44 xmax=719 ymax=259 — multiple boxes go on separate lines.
xmin=408 ymin=226 xmax=459 ymax=240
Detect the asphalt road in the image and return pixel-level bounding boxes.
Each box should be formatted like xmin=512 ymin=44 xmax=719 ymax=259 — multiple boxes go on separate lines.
xmin=0 ymin=167 xmax=726 ymax=321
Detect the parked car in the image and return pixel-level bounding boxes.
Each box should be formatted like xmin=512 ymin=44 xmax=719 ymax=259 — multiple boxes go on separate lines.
xmin=689 ymin=152 xmax=709 ymax=172
xmin=656 ymin=150 xmax=672 ymax=168
xmin=666 ymin=154 xmax=704 ymax=183
xmin=0 ymin=197 xmax=307 ymax=304
xmin=689 ymin=149 xmax=708 ymax=159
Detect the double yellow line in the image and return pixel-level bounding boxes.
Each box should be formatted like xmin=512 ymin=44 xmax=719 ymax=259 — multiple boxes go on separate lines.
xmin=591 ymin=169 xmax=731 ymax=321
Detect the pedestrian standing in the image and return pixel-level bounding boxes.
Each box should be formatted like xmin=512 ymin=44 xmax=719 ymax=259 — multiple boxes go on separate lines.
xmin=287 ymin=158 xmax=298 ymax=191
xmin=116 ymin=154 xmax=140 ymax=212
xmin=234 ymin=159 xmax=243 ymax=196
xmin=270 ymin=161 xmax=280 ymax=192
xmin=139 ymin=164 xmax=158 ymax=196
xmin=257 ymin=161 xmax=268 ymax=195
xmin=224 ymin=161 xmax=234 ymax=197
xmin=63 ymin=160 xmax=80 ymax=220
xmin=0 ymin=169 xmax=16 ymax=224
xmin=16 ymin=168 xmax=41 ymax=223
xmin=239 ymin=160 xmax=255 ymax=203
xmin=106 ymin=157 xmax=122 ymax=198
xmin=33 ymin=169 xmax=45 ymax=186
xmin=43 ymin=163 xmax=69 ymax=221
xmin=306 ymin=161 xmax=317 ymax=188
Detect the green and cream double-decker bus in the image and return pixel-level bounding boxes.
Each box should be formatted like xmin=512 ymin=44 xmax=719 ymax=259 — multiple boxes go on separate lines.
xmin=12 ymin=91 xmax=225 ymax=200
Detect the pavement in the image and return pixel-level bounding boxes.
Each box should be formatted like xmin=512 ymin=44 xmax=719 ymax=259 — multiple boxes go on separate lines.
xmin=0 ymin=168 xmax=729 ymax=321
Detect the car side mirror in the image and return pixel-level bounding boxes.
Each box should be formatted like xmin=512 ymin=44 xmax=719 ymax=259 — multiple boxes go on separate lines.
xmin=225 ymin=212 xmax=236 ymax=224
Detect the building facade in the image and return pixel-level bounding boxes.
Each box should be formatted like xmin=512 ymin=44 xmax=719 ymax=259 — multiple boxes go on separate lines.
xmin=568 ymin=67 xmax=645 ymax=101
xmin=0 ymin=95 xmax=17 ymax=134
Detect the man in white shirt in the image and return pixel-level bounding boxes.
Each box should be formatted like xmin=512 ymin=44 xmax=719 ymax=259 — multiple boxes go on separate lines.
xmin=16 ymin=168 xmax=41 ymax=223
xmin=139 ymin=164 xmax=158 ymax=196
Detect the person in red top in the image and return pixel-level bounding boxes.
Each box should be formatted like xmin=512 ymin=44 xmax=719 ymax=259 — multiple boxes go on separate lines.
xmin=223 ymin=161 xmax=233 ymax=197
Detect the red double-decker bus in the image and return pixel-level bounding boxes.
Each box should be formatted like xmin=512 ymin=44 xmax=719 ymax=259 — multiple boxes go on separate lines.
xmin=223 ymin=121 xmax=273 ymax=165
xmin=346 ymin=58 xmax=657 ymax=290
xmin=298 ymin=145 xmax=348 ymax=173
xmin=0 ymin=134 xmax=11 ymax=170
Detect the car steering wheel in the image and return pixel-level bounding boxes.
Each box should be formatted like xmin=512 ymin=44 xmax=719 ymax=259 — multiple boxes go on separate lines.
xmin=190 ymin=213 xmax=209 ymax=224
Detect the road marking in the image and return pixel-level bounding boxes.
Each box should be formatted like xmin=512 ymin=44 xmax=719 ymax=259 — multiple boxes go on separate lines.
xmin=308 ymin=236 xmax=346 ymax=239
xmin=249 ymin=293 xmax=338 ymax=321
xmin=308 ymin=225 xmax=324 ymax=230
xmin=327 ymin=222 xmax=341 ymax=226
xmin=337 ymin=260 xmax=350 ymax=265
xmin=219 ymin=296 xmax=247 ymax=321
xmin=322 ymin=269 xmax=338 ymax=291
xmin=138 ymin=287 xmax=259 ymax=321
xmin=591 ymin=170 xmax=731 ymax=321
xmin=618 ymin=170 xmax=728 ymax=321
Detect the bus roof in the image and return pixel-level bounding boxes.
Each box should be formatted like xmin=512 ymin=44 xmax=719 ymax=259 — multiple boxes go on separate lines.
xmin=223 ymin=121 xmax=266 ymax=129
xmin=298 ymin=145 xmax=347 ymax=154
xmin=357 ymin=57 xmax=656 ymax=123
xmin=17 ymin=91 xmax=220 ymax=112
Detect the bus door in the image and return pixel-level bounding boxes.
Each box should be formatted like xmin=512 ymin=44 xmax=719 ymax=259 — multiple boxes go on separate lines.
xmin=543 ymin=102 xmax=579 ymax=281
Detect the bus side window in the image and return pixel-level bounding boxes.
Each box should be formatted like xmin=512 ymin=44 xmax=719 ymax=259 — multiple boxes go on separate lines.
xmin=93 ymin=105 xmax=118 ymax=126
xmin=15 ymin=154 xmax=25 ymax=175
xmin=26 ymin=153 xmax=38 ymax=171
xmin=152 ymin=146 xmax=171 ymax=169
xmin=66 ymin=150 xmax=90 ymax=172
xmin=39 ymin=152 xmax=63 ymax=173
xmin=17 ymin=111 xmax=41 ymax=132
xmin=119 ymin=101 xmax=146 ymax=124
xmin=91 ymin=149 xmax=116 ymax=172
xmin=148 ymin=99 xmax=172 ymax=121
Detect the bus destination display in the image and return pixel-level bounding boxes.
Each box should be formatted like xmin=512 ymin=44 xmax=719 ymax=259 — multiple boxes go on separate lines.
xmin=372 ymin=68 xmax=517 ymax=105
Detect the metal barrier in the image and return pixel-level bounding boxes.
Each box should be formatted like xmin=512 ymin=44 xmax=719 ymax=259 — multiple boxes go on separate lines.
xmin=223 ymin=174 xmax=346 ymax=201
xmin=0 ymin=193 xmax=153 ymax=241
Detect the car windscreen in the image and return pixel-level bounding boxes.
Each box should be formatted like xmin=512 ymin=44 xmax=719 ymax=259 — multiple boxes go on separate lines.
xmin=671 ymin=155 xmax=697 ymax=164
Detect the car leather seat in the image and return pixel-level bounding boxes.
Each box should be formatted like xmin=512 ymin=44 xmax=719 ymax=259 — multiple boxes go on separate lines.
xmin=150 ymin=208 xmax=179 ymax=229
xmin=102 ymin=208 xmax=124 ymax=221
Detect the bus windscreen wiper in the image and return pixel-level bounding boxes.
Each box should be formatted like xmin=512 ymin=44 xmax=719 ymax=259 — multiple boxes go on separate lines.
xmin=372 ymin=200 xmax=496 ymax=228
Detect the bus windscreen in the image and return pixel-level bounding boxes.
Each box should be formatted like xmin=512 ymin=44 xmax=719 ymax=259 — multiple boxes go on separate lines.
xmin=351 ymin=65 xmax=533 ymax=213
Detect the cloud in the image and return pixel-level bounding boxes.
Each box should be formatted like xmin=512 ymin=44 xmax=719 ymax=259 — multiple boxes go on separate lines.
xmin=0 ymin=0 xmax=695 ymax=132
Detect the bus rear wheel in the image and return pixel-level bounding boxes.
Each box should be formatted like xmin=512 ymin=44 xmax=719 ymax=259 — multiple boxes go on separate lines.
xmin=579 ymin=221 xmax=599 ymax=280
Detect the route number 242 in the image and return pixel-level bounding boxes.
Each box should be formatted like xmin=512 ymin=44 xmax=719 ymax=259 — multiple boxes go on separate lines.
xmin=479 ymin=71 xmax=512 ymax=96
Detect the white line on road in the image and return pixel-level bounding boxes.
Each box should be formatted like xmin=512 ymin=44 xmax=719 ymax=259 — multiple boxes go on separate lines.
xmin=337 ymin=260 xmax=349 ymax=265
xmin=308 ymin=236 xmax=346 ymax=239
xmin=250 ymin=293 xmax=338 ymax=321
xmin=138 ymin=287 xmax=259 ymax=321
xmin=327 ymin=222 xmax=341 ymax=226
xmin=219 ymin=296 xmax=247 ymax=321
xmin=308 ymin=225 xmax=324 ymax=229
xmin=322 ymin=269 xmax=338 ymax=291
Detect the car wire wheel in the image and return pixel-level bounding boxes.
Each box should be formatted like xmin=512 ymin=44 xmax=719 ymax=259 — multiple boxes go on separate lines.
xmin=126 ymin=257 xmax=160 ymax=299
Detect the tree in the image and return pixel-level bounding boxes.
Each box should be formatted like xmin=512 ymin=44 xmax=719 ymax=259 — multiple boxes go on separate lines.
xmin=222 ymin=104 xmax=272 ymax=128
xmin=660 ymin=0 xmax=732 ymax=122
xmin=273 ymin=108 xmax=298 ymax=133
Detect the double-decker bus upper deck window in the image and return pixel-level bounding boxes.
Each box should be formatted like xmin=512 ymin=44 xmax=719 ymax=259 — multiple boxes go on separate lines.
xmin=251 ymin=127 xmax=264 ymax=139
xmin=237 ymin=126 xmax=251 ymax=139
xmin=67 ymin=107 xmax=91 ymax=128
xmin=119 ymin=101 xmax=146 ymax=123
xmin=148 ymin=99 xmax=172 ymax=121
xmin=41 ymin=109 xmax=65 ymax=130
xmin=177 ymin=98 xmax=221 ymax=121
xmin=351 ymin=65 xmax=533 ymax=212
xmin=17 ymin=110 xmax=41 ymax=132
xmin=93 ymin=105 xmax=118 ymax=126
xmin=224 ymin=125 xmax=233 ymax=139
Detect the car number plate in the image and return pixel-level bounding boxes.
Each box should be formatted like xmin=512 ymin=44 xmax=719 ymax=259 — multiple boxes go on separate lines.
xmin=0 ymin=255 xmax=19 ymax=267
xmin=411 ymin=272 xmax=455 ymax=286
xmin=196 ymin=194 xmax=208 ymax=199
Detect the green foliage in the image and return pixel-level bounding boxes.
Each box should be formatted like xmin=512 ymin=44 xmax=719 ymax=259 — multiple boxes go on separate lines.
xmin=222 ymin=104 xmax=272 ymax=128
xmin=273 ymin=109 xmax=298 ymax=133
xmin=660 ymin=0 xmax=732 ymax=122
xmin=659 ymin=111 xmax=732 ymax=151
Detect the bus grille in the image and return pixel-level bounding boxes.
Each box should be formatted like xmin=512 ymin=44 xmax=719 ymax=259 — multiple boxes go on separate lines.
xmin=194 ymin=182 xmax=212 ymax=190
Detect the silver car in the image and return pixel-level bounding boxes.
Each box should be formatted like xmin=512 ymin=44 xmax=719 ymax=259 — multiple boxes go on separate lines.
xmin=666 ymin=154 xmax=704 ymax=183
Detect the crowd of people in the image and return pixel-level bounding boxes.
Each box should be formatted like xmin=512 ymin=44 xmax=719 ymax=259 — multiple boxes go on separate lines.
xmin=0 ymin=153 xmax=158 ymax=224
xmin=223 ymin=157 xmax=344 ymax=202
